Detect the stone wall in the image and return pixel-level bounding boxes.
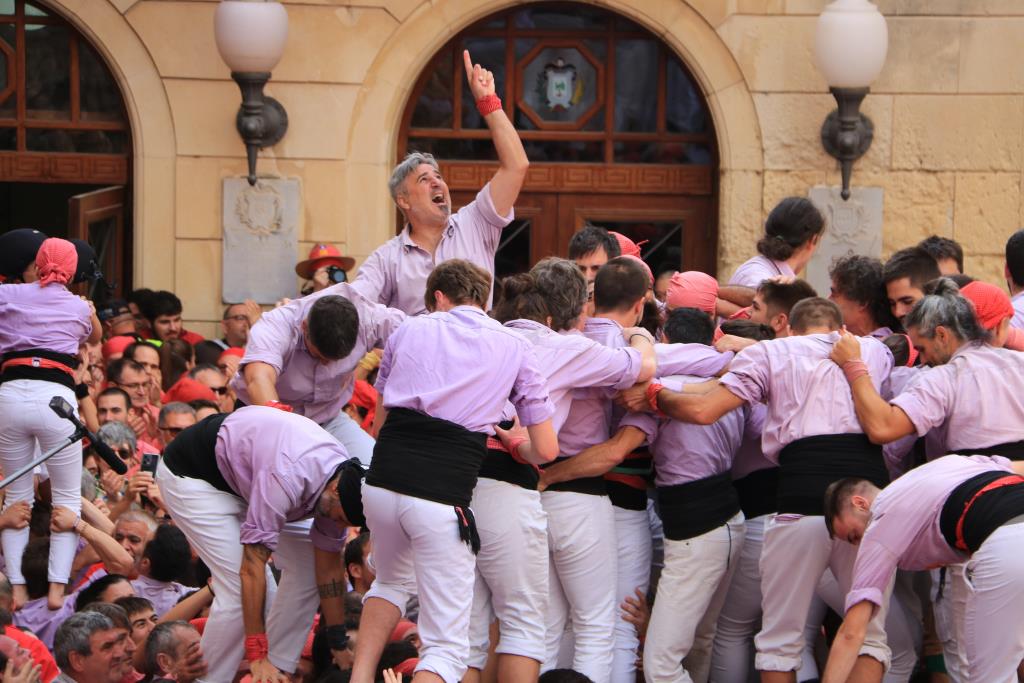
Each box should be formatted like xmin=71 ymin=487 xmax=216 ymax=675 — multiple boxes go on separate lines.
xmin=51 ymin=0 xmax=1024 ymax=336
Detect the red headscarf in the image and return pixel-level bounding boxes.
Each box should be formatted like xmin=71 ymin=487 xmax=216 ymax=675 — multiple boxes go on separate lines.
xmin=960 ymin=281 xmax=1014 ymax=330
xmin=666 ymin=271 xmax=718 ymax=316
xmin=102 ymin=335 xmax=137 ymax=361
xmin=349 ymin=380 xmax=378 ymax=432
xmin=610 ymin=232 xmax=647 ymax=259
xmin=36 ymin=237 xmax=78 ymax=287
xmin=164 ymin=377 xmax=217 ymax=404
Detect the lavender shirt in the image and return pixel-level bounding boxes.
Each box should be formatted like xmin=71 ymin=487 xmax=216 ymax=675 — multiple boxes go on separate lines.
xmin=504 ymin=319 xmax=641 ymax=432
xmin=731 ymin=403 xmax=773 ymax=481
xmin=844 ymin=455 xmax=1014 ymax=612
xmin=720 ymin=333 xmax=894 ymax=461
xmin=1012 ymin=291 xmax=1024 ymax=330
xmin=13 ymin=570 xmax=107 ymax=648
xmin=623 ymin=374 xmax=752 ymax=487
xmin=351 ymin=183 xmax=513 ymax=316
xmin=891 ymin=342 xmax=1024 ymax=453
xmin=130 ymin=575 xmax=190 ymax=617
xmin=214 ymin=407 xmax=349 ymax=552
xmin=232 ymin=282 xmax=405 ymax=424
xmin=727 ymin=255 xmax=795 ymax=289
xmin=377 ymin=306 xmax=553 ymax=434
xmin=0 ymin=283 xmax=91 ymax=355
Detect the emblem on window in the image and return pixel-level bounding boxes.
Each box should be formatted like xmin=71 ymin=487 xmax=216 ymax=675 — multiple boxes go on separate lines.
xmin=540 ymin=58 xmax=583 ymax=111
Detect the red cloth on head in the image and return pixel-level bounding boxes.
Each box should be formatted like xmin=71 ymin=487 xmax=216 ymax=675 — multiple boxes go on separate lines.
xmin=666 ymin=271 xmax=718 ymax=316
xmin=164 ymin=377 xmax=217 ymax=404
xmin=102 ymin=335 xmax=137 ymax=360
xmin=219 ymin=347 xmax=245 ymax=360
xmin=621 ymin=254 xmax=653 ymax=287
xmin=349 ymin=379 xmax=378 ymax=431
xmin=610 ymin=231 xmax=647 ymax=259
xmin=900 ymin=334 xmax=920 ymax=368
xmin=960 ymin=281 xmax=1014 ymax=330
xmin=394 ymin=658 xmax=419 ymax=675
xmin=4 ymin=625 xmax=58 ymax=683
xmin=390 ymin=619 xmax=417 ymax=643
xmin=36 ymin=237 xmax=78 ymax=287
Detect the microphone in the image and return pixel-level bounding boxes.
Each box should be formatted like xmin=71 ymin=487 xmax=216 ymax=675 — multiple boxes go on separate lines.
xmin=49 ymin=396 xmax=128 ymax=475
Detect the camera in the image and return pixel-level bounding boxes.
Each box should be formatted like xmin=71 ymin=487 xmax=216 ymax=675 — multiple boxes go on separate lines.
xmin=326 ymin=265 xmax=348 ymax=284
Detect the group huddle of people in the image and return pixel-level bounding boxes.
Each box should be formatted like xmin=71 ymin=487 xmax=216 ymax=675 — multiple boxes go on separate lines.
xmin=1 ymin=50 xmax=1024 ymax=683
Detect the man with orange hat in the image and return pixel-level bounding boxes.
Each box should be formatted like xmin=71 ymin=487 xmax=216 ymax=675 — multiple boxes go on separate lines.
xmin=296 ymin=244 xmax=356 ymax=297
xmin=352 ymin=50 xmax=528 ymax=316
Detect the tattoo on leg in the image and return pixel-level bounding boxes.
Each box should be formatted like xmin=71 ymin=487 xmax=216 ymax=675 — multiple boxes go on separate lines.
xmin=318 ymin=579 xmax=345 ymax=599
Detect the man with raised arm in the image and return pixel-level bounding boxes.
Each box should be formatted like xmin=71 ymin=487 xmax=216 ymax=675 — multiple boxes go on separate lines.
xmin=352 ymin=50 xmax=529 ymax=316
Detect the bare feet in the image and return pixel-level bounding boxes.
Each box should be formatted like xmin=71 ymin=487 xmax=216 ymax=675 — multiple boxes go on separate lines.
xmin=46 ymin=582 xmax=66 ymax=610
xmin=11 ymin=584 xmax=27 ymax=610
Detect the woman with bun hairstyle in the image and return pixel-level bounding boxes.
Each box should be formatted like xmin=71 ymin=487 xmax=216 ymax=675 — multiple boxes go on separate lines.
xmin=729 ymin=197 xmax=826 ymax=289
xmin=0 ymin=238 xmax=100 ymax=609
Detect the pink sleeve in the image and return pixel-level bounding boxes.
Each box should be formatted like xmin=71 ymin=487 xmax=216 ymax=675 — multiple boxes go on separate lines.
xmin=655 ymin=343 xmax=733 ymax=378
xmin=891 ymin=368 xmax=955 ymax=438
xmin=718 ymin=343 xmax=769 ymax=405
xmin=241 ymin=306 xmax=297 ymax=373
xmin=511 ymin=346 xmax=555 ymax=427
xmin=572 ymin=339 xmax=643 ymax=392
xmin=350 ymin=245 xmax=394 ymax=307
xmin=1005 ymin=327 xmax=1024 ymax=351
xmin=845 ymin=535 xmax=898 ymax=613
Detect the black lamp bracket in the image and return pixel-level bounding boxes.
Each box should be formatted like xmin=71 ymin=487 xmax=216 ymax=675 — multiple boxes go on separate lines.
xmin=231 ymin=71 xmax=289 ymax=185
xmin=820 ymin=86 xmax=874 ymax=201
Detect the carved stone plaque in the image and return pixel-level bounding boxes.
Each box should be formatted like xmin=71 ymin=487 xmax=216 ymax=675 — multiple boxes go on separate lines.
xmin=805 ymin=185 xmax=884 ymax=298
xmin=222 ymin=178 xmax=300 ymax=304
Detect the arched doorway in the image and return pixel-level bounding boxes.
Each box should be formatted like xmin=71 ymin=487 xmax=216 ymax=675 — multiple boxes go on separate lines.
xmin=0 ymin=0 xmax=130 ymax=298
xmin=399 ymin=2 xmax=718 ymax=279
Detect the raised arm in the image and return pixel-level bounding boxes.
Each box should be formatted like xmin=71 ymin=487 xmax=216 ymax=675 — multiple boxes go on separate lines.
xmin=830 ymin=332 xmax=916 ymax=444
xmin=717 ymin=284 xmax=755 ymax=308
xmin=464 ymin=50 xmax=528 ymax=217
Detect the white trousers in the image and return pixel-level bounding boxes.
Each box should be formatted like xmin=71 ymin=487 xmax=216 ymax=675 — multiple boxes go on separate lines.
xmin=709 ymin=514 xmax=824 ymax=683
xmin=362 ymin=484 xmax=475 ymax=683
xmin=320 ymin=410 xmax=375 ymax=466
xmin=756 ymin=514 xmax=892 ymax=673
xmin=467 ymin=478 xmax=549 ymax=669
xmin=643 ymin=511 xmax=745 ymax=683
xmin=931 ymin=565 xmax=969 ymax=682
xmin=612 ymin=506 xmax=652 ymax=683
xmin=961 ymin=523 xmax=1024 ymax=682
xmin=156 ymin=460 xmax=318 ymax=682
xmin=0 ymin=381 xmax=81 ymax=585
xmin=541 ymin=490 xmax=618 ymax=683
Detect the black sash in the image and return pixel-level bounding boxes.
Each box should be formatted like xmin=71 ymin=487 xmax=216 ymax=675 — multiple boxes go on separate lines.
xmin=777 ymin=434 xmax=889 ymax=516
xmin=336 ymin=459 xmax=367 ymax=528
xmin=162 ymin=413 xmax=234 ymax=495
xmin=607 ymin=480 xmax=648 ymax=511
xmin=949 ymin=441 xmax=1024 ymax=462
xmin=0 ymin=349 xmax=78 ymax=391
xmin=657 ymin=472 xmax=740 ymax=541
xmin=479 ymin=448 xmax=539 ymax=490
xmin=542 ymin=457 xmax=607 ymax=496
xmin=733 ymin=467 xmax=779 ymax=520
xmin=939 ymin=471 xmax=1024 ymax=553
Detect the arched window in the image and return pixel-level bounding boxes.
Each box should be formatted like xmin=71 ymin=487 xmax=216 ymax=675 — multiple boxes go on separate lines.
xmin=400 ymin=3 xmax=718 ymax=278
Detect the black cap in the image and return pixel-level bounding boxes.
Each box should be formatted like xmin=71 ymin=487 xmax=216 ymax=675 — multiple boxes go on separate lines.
xmin=70 ymin=239 xmax=100 ymax=284
xmin=97 ymin=298 xmax=130 ymax=322
xmin=0 ymin=229 xmax=46 ymax=281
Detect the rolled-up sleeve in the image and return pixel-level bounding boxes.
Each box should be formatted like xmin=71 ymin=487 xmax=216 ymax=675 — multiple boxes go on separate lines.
xmin=239 ymin=472 xmax=296 ymax=551
xmin=241 ymin=306 xmax=297 ymax=373
xmin=845 ymin=538 xmax=898 ymax=613
xmin=656 ymin=343 xmax=733 ymax=378
xmin=891 ymin=369 xmax=954 ymax=438
xmin=467 ymin=182 xmax=515 ymax=251
xmin=309 ymin=516 xmax=346 ymax=553
xmin=718 ymin=344 xmax=769 ymax=405
xmin=351 ymin=244 xmax=394 ymax=307
xmin=620 ymin=411 xmax=659 ymax=446
xmin=511 ymin=347 xmax=554 ymax=427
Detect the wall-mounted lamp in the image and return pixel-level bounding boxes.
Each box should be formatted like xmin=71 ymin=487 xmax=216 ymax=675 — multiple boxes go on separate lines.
xmin=214 ymin=0 xmax=289 ymax=186
xmin=814 ymin=0 xmax=888 ymax=201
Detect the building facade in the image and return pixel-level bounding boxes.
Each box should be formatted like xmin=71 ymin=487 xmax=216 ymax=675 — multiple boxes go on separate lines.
xmin=2 ymin=0 xmax=1022 ymax=335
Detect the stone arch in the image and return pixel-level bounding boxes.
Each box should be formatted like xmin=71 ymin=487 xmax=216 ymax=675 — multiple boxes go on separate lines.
xmin=345 ymin=0 xmax=763 ymax=270
xmin=46 ymin=0 xmax=177 ymax=289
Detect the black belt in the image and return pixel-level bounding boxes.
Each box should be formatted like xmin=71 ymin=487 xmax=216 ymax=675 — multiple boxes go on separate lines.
xmin=657 ymin=471 xmax=740 ymax=541
xmin=162 ymin=413 xmax=234 ymax=494
xmin=949 ymin=441 xmax=1024 ymax=462
xmin=478 ymin=448 xmax=538 ymax=490
xmin=607 ymin=480 xmax=647 ymax=511
xmin=733 ymin=467 xmax=779 ymax=519
xmin=777 ymin=434 xmax=888 ymax=516
xmin=542 ymin=457 xmax=607 ymax=496
xmin=940 ymin=471 xmax=1024 ymax=553
xmin=0 ymin=348 xmax=79 ymax=391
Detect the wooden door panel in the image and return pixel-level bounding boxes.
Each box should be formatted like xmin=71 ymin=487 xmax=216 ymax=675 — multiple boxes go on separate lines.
xmin=68 ymin=185 xmax=125 ymax=299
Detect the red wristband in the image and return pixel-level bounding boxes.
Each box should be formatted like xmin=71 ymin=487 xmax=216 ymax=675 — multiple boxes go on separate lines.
xmin=841 ymin=359 xmax=869 ymax=384
xmin=646 ymin=382 xmax=666 ymax=416
xmin=244 ymin=633 xmax=269 ymax=662
xmin=264 ymin=400 xmax=293 ymax=413
xmin=476 ymin=94 xmax=502 ymax=117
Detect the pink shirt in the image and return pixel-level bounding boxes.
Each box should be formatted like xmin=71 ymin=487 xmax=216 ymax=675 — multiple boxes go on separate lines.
xmin=727 ymin=255 xmax=795 ymax=289
xmin=130 ymin=575 xmax=190 ymax=617
xmin=351 ymin=183 xmax=513 ymax=316
xmin=504 ymin=319 xmax=641 ymax=433
xmin=214 ymin=406 xmax=350 ymax=552
xmin=623 ymin=374 xmax=753 ymax=487
xmin=845 ymin=454 xmax=1014 ymax=612
xmin=377 ymin=306 xmax=553 ymax=434
xmin=891 ymin=342 xmax=1024 ymax=453
xmin=1011 ymin=291 xmax=1024 ymax=330
xmin=720 ymin=333 xmax=893 ymax=461
xmin=232 ymin=282 xmax=405 ymax=424
xmin=731 ymin=403 xmax=773 ymax=480
xmin=0 ymin=282 xmax=91 ymax=355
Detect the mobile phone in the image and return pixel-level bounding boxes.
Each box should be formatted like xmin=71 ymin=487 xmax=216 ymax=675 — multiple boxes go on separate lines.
xmin=141 ymin=453 xmax=159 ymax=476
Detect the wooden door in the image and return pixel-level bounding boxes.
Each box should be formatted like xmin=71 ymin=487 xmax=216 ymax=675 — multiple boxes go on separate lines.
xmin=68 ymin=185 xmax=125 ymax=299
xmin=452 ymin=190 xmax=559 ymax=280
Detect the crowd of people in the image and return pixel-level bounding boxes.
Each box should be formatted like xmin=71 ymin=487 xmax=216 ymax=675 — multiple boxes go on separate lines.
xmin=1 ymin=49 xmax=1024 ymax=683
